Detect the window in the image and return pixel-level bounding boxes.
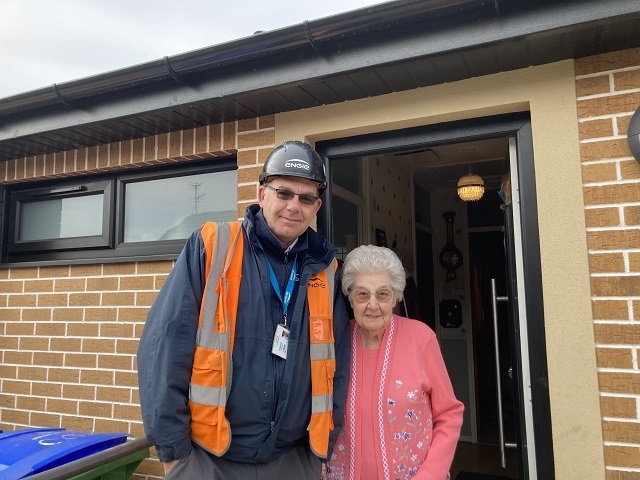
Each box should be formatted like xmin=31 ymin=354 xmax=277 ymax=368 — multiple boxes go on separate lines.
xmin=122 ymin=169 xmax=237 ymax=243
xmin=3 ymin=159 xmax=237 ymax=263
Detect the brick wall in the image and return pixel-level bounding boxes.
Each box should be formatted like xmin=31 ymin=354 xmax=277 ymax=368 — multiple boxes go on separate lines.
xmin=0 ymin=115 xmax=275 ymax=479
xmin=576 ymin=48 xmax=640 ymax=478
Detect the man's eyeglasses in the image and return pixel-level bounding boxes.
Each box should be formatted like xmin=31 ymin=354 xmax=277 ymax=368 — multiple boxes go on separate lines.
xmin=351 ymin=289 xmax=394 ymax=304
xmin=265 ymin=184 xmax=319 ymax=206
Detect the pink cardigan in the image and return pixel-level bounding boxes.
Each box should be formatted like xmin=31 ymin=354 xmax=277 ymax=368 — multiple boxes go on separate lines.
xmin=326 ymin=316 xmax=464 ymax=480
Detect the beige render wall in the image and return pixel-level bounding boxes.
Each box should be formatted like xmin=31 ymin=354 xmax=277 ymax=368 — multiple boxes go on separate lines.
xmin=575 ymin=48 xmax=640 ymax=480
xmin=0 ymin=116 xmax=275 ymax=480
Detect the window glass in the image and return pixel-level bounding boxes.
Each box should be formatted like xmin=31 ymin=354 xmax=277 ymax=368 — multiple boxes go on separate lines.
xmin=331 ymin=157 xmax=362 ymax=195
xmin=19 ymin=194 xmax=104 ymax=241
xmin=331 ymin=195 xmax=359 ymax=261
xmin=124 ymin=170 xmax=237 ymax=242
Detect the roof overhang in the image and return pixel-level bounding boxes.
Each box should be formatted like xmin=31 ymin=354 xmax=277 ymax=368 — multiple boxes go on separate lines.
xmin=1 ymin=0 xmax=639 ymax=161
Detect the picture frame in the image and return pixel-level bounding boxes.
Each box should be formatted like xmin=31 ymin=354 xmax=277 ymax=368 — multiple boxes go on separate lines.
xmin=375 ymin=228 xmax=387 ymax=247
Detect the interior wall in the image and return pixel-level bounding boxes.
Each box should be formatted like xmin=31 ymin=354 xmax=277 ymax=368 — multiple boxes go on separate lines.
xmin=274 ymin=61 xmax=603 ymax=479
xmin=368 ymin=155 xmax=415 ymax=270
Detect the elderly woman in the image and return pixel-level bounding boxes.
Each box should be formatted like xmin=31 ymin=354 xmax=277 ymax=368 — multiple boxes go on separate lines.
xmin=326 ymin=245 xmax=463 ymax=480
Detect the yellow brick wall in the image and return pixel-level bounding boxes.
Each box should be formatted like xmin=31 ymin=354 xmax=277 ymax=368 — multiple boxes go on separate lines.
xmin=0 ymin=115 xmax=275 ymax=479
xmin=576 ymin=48 xmax=640 ymax=478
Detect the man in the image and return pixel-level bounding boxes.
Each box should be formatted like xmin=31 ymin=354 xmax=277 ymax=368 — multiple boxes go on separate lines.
xmin=137 ymin=141 xmax=350 ymax=479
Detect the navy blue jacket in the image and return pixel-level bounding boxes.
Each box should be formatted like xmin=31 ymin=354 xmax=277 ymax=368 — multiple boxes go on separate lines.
xmin=137 ymin=205 xmax=350 ymax=464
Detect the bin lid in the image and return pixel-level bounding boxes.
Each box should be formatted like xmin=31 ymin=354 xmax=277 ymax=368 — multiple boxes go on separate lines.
xmin=0 ymin=428 xmax=128 ymax=480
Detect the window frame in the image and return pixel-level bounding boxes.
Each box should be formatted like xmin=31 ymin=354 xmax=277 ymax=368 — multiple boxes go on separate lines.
xmin=8 ymin=180 xmax=114 ymax=255
xmin=2 ymin=157 xmax=237 ymax=264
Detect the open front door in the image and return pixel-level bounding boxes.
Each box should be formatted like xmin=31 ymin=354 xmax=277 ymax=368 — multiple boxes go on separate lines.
xmin=317 ymin=113 xmax=554 ymax=480
xmin=501 ymin=202 xmax=526 ymax=475
xmin=498 ymin=136 xmax=541 ymax=479
xmin=467 ymin=135 xmax=531 ymax=477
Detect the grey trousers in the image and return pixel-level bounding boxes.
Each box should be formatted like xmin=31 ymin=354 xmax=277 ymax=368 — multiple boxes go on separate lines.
xmin=164 ymin=442 xmax=322 ymax=480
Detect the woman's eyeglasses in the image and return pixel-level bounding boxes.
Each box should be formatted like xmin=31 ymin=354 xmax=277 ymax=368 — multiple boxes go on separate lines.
xmin=265 ymin=184 xmax=319 ymax=206
xmin=352 ymin=289 xmax=394 ymax=304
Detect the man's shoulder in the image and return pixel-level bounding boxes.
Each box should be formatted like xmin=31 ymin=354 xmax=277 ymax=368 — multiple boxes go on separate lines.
xmin=199 ymin=220 xmax=243 ymax=236
xmin=304 ymin=228 xmax=336 ymax=260
xmin=196 ymin=221 xmax=246 ymax=257
xmin=201 ymin=220 xmax=242 ymax=228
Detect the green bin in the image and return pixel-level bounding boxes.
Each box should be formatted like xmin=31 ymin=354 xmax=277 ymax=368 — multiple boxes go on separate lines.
xmin=13 ymin=433 xmax=151 ymax=480
xmin=68 ymin=442 xmax=149 ymax=480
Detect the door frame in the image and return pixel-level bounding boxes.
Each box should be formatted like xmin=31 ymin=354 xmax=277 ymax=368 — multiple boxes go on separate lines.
xmin=316 ymin=112 xmax=554 ymax=480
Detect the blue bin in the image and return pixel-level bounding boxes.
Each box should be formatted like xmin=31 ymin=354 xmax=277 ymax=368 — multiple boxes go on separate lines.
xmin=0 ymin=428 xmax=129 ymax=480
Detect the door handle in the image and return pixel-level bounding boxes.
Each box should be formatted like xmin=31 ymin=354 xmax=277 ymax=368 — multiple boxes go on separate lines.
xmin=491 ymin=278 xmax=514 ymax=469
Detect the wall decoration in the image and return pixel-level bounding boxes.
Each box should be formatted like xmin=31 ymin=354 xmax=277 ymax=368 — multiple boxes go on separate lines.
xmin=375 ymin=228 xmax=387 ymax=247
xmin=438 ymin=211 xmax=463 ymax=280
xmin=439 ymin=299 xmax=462 ymax=328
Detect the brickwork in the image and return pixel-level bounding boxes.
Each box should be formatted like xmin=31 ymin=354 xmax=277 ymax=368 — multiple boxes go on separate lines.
xmin=0 ymin=116 xmax=275 ymax=479
xmin=576 ymin=48 xmax=640 ymax=478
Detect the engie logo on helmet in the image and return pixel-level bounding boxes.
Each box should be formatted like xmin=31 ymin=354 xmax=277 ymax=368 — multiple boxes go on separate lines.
xmin=284 ymin=160 xmax=310 ymax=170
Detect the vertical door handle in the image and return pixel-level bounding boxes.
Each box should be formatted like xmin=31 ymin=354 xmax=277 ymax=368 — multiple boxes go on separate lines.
xmin=491 ymin=278 xmax=509 ymax=469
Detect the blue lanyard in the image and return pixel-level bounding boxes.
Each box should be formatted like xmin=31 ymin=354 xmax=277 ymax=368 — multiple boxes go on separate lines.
xmin=267 ymin=256 xmax=297 ymax=327
xmin=257 ymin=240 xmax=297 ymax=327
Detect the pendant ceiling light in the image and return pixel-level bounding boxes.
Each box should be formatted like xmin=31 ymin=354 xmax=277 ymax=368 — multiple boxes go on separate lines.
xmin=457 ymin=172 xmax=485 ymax=202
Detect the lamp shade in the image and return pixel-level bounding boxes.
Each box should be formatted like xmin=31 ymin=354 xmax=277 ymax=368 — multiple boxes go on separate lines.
xmin=457 ymin=172 xmax=484 ymax=201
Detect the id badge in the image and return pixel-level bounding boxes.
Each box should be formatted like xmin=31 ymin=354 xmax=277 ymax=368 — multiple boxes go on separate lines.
xmin=271 ymin=324 xmax=290 ymax=359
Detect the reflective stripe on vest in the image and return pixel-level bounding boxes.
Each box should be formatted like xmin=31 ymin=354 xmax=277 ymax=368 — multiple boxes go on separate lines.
xmin=189 ymin=221 xmax=243 ymax=456
xmin=188 ymin=221 xmax=336 ymax=458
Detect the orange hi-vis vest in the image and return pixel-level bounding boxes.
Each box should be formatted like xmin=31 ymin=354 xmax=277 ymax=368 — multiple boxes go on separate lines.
xmin=188 ymin=221 xmax=337 ymax=459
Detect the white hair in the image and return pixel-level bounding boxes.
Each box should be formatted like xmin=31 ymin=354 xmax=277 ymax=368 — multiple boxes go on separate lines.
xmin=341 ymin=245 xmax=405 ymax=300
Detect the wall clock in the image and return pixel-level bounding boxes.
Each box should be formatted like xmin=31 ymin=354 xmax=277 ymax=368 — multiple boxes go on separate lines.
xmin=439 ymin=211 xmax=463 ymax=280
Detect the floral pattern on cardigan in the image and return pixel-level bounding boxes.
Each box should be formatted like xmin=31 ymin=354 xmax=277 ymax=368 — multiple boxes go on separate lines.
xmin=325 ymin=316 xmax=464 ymax=480
xmin=388 ymin=381 xmax=432 ymax=478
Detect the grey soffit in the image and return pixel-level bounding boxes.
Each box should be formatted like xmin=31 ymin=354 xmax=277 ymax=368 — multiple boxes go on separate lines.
xmin=1 ymin=0 xmax=640 ymax=161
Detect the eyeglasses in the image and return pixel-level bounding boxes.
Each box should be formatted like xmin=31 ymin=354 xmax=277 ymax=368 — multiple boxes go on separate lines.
xmin=265 ymin=184 xmax=319 ymax=206
xmin=351 ymin=288 xmax=394 ymax=304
